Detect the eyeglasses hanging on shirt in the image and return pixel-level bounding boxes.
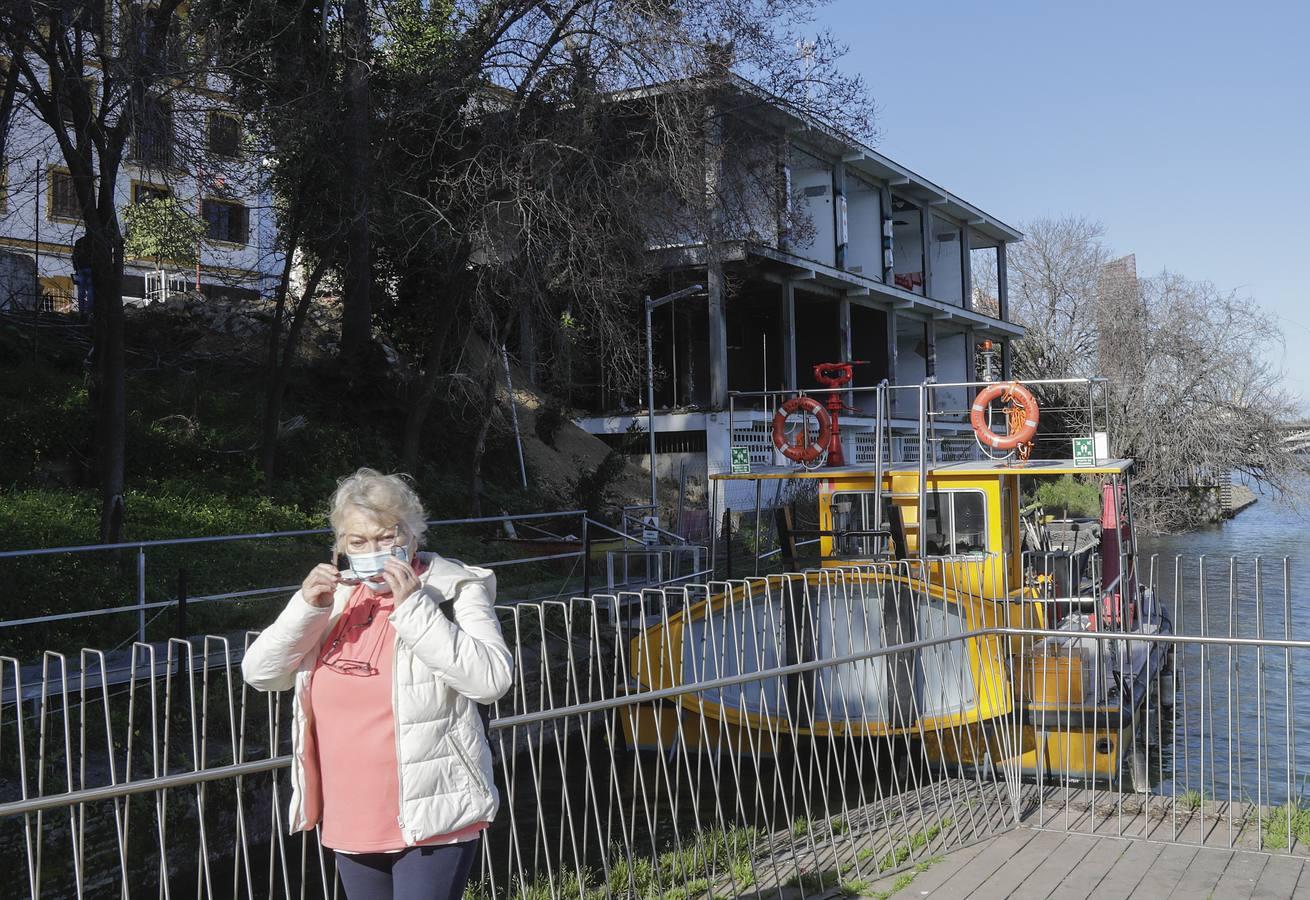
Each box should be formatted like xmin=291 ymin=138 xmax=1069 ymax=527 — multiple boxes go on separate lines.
xmin=319 ymin=595 xmax=388 ymax=676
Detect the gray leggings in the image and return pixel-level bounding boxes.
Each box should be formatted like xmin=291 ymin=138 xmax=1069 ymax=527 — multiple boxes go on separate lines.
xmin=334 ymin=839 xmax=480 ymax=900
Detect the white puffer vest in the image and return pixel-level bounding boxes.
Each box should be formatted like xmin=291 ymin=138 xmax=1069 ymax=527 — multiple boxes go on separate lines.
xmin=241 ymin=554 xmax=513 ymax=843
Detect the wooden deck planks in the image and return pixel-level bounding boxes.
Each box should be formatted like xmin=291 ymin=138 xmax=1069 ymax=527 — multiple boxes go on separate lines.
xmin=966 ymin=829 xmax=1069 ymax=900
xmin=1084 ymin=839 xmax=1164 ymax=899
xmin=924 ymin=827 xmax=1042 ymax=897
xmin=1009 ymin=834 xmax=1128 ymax=900
xmin=1006 ymin=832 xmax=1101 ymax=900
xmin=1124 ymin=842 xmax=1199 ymax=898
xmin=726 ymin=779 xmax=1310 ymax=899
xmin=1250 ymin=853 xmax=1306 ymax=899
xmin=1210 ymin=849 xmax=1271 ymax=899
xmin=1164 ymin=847 xmax=1236 ymax=898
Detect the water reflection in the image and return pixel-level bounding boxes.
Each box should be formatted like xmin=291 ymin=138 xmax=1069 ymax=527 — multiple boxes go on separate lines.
xmin=1141 ymin=483 xmax=1310 ymax=805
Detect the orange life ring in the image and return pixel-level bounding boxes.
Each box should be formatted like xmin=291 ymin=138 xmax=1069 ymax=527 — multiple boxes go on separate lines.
xmin=772 ymin=396 xmax=832 ymax=463
xmin=970 ymin=381 xmax=1040 ymax=451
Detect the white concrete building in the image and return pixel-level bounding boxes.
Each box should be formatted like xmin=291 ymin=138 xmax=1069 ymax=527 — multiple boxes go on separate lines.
xmin=572 ymin=78 xmax=1024 ymax=514
xmin=0 ymin=29 xmax=279 ymax=311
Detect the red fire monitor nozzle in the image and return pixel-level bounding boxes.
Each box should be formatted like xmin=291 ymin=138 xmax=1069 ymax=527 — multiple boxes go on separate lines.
xmin=811 ymin=361 xmax=868 ymax=467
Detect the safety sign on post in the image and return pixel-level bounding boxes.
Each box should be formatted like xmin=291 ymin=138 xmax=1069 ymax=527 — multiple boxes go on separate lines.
xmin=730 ymin=446 xmax=751 ymax=475
xmin=641 ymin=515 xmax=660 ymax=545
xmin=1072 ymin=437 xmax=1095 ymax=468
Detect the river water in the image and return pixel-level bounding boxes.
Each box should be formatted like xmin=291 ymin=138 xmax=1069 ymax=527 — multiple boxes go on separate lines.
xmin=1139 ymin=484 xmax=1310 ymax=805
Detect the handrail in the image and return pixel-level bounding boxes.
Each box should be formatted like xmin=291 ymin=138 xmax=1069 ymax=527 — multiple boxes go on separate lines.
xmin=6 ymin=618 xmax=1308 ymax=820
xmin=725 ymin=376 xmax=1107 ymax=401
xmin=0 ymin=509 xmax=589 ymax=559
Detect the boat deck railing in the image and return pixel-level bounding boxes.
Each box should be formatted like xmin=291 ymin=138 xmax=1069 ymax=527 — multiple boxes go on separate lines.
xmin=1 ymin=554 xmax=1303 ymax=899
xmin=726 ymin=376 xmax=1113 ymax=473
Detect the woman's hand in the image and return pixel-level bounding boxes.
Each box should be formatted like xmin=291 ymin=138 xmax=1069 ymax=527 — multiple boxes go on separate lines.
xmin=301 ymin=563 xmax=341 ymax=608
xmin=382 ymin=557 xmax=421 ymax=603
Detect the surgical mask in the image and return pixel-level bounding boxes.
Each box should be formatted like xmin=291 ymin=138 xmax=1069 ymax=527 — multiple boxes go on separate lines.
xmin=345 ymin=545 xmax=410 ymax=590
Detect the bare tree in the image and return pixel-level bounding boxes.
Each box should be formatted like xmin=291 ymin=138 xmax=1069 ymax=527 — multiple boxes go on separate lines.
xmin=1101 ymin=270 xmax=1305 ymax=529
xmin=1003 ymin=217 xmax=1308 ymax=530
xmin=0 ymin=0 xmax=208 ymax=541
xmin=370 ymin=0 xmax=871 ymax=497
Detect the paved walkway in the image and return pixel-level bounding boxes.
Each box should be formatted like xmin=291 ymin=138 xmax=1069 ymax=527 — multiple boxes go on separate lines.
xmin=854 ymin=827 xmax=1309 ymax=899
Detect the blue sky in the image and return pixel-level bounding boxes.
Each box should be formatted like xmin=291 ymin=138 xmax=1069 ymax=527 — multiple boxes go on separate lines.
xmin=811 ymin=0 xmax=1309 ymax=413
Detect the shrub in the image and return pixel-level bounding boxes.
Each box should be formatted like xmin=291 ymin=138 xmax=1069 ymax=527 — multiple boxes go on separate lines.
xmin=1032 ymin=475 xmax=1102 ymax=519
xmin=535 ymin=400 xmax=568 ymax=447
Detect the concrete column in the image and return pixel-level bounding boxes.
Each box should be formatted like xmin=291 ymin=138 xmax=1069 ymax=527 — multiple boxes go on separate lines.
xmin=833 ymin=159 xmax=848 ymax=270
xmin=965 ymin=326 xmax=978 ymax=398
xmin=704 ymin=101 xmax=729 ymax=410
xmin=839 ymin=296 xmax=852 ymax=363
xmin=879 ymin=184 xmax=894 ymax=283
xmin=925 ymin=317 xmax=937 ymax=379
xmin=921 ymin=204 xmax=934 ymax=300
xmin=780 ymin=280 xmax=797 ymax=390
xmin=886 ymin=308 xmax=899 ymax=385
xmin=961 ymin=226 xmax=973 ymax=311
xmin=839 ymin=295 xmax=853 ymax=420
xmin=997 ymin=241 xmax=1009 ymax=322
xmin=707 ymin=261 xmax=728 ymax=409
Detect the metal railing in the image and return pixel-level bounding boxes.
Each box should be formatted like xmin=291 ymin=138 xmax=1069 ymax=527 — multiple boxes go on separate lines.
xmin=726 ymin=376 xmax=1112 ymax=473
xmin=1 ymin=554 xmax=1304 ymax=899
xmin=0 ymin=510 xmax=708 ymax=658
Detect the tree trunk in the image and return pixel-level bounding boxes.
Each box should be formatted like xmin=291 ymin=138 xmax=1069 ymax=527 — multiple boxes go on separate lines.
xmin=258 ymin=235 xmax=298 ymax=485
xmin=339 ymin=0 xmax=372 ymax=365
xmin=468 ymin=383 xmax=497 ymax=519
xmin=260 ymin=255 xmax=331 ymax=486
xmin=89 ymin=224 xmax=126 ymax=543
xmin=400 ymin=323 xmax=457 ymax=474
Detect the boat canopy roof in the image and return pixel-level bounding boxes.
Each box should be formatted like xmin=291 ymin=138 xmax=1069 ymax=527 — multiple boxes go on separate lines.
xmin=710 ymin=458 xmax=1135 ymax=481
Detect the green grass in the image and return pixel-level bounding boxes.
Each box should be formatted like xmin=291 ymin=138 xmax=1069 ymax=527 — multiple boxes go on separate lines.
xmin=1263 ymin=802 xmax=1310 ymax=850
xmin=785 ymin=869 xmax=834 ymax=895
xmin=1179 ymin=789 xmax=1206 ymax=812
xmin=505 ymin=824 xmax=763 ymax=900
xmin=877 ymin=818 xmax=951 ymax=873
xmin=0 ymin=323 xmax=575 ymax=656
xmin=793 ymin=816 xmax=811 ymax=837
xmin=787 ymin=852 xmax=945 ymax=899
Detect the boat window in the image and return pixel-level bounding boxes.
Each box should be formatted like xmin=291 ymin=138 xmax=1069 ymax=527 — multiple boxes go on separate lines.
xmin=916 ymin=597 xmax=975 ymax=717
xmin=922 ymin=490 xmax=987 ymax=557
xmin=812 ymin=576 xmax=892 ymax=723
xmin=682 ymin=593 xmax=786 ymax=715
xmin=829 ymin=491 xmax=895 ymax=558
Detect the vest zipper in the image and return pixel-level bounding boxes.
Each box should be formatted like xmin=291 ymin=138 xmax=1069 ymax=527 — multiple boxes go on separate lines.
xmin=393 ymin=639 xmax=408 ymax=839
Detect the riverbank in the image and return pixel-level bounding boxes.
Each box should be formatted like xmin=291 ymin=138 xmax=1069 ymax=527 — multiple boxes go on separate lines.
xmin=1229 ymin=483 xmax=1258 ymax=516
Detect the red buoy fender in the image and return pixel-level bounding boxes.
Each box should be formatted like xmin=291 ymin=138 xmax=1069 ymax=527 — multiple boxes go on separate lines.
xmin=772 ymin=396 xmax=832 ymax=463
xmin=970 ymin=381 xmax=1040 ymax=450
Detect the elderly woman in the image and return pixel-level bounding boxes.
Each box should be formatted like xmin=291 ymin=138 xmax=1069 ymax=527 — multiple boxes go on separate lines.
xmin=243 ymin=469 xmax=512 ymax=900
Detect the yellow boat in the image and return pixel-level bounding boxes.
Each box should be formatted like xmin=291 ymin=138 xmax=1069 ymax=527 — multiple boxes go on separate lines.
xmin=621 ymin=382 xmax=1173 ymax=788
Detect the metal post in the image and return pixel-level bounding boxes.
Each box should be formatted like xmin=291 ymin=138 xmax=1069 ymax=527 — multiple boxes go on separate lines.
xmin=33 ymin=156 xmax=42 ymax=360
xmin=646 ymin=296 xmax=657 ymax=515
xmin=723 ymin=507 xmax=733 ymax=580
xmin=176 ymin=569 xmax=188 ymax=638
xmin=500 ymin=343 xmax=528 ymax=489
xmin=581 ymin=517 xmax=591 ymax=598
xmin=918 ymin=383 xmax=928 ymax=559
xmin=873 ymin=380 xmax=886 ymax=533
xmin=137 ymin=547 xmax=147 ymax=644
xmin=753 ymin=478 xmax=762 ymax=576
xmin=644 ymin=284 xmax=703 ymax=522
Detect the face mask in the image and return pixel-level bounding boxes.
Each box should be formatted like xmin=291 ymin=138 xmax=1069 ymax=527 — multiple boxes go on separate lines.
xmin=346 ymin=545 xmax=410 ymax=590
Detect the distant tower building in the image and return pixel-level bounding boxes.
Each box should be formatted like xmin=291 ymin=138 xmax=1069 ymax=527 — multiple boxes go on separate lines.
xmin=1097 ymin=254 xmax=1144 ymax=378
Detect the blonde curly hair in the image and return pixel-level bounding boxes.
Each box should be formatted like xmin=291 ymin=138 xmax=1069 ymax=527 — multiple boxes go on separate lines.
xmin=329 ymin=468 xmax=428 ymax=550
